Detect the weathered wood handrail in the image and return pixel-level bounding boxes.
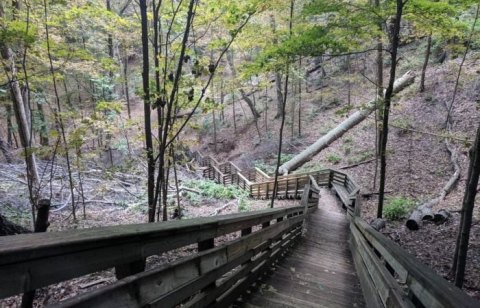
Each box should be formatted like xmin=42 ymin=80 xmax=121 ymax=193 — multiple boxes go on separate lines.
xmin=0 ymin=205 xmax=317 ymax=301
xmin=51 ymin=182 xmax=319 ymax=308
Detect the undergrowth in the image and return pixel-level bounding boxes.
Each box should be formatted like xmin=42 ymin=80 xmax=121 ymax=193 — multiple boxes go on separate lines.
xmin=384 ymin=197 xmax=414 ymax=221
xmin=184 ymin=179 xmax=250 ymax=212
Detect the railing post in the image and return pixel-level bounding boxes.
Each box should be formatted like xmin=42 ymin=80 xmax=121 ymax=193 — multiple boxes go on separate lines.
xmin=198 ymin=238 xmax=215 ymax=291
xmin=329 ymin=170 xmax=334 ymax=188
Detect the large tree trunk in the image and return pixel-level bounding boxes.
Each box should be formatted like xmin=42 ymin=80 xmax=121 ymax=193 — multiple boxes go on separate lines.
xmin=279 ymin=71 xmax=415 ymax=174
xmin=0 ymin=34 xmax=41 ymax=192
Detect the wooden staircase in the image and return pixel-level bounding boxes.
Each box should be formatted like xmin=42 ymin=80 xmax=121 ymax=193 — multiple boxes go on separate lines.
xmin=1 ymin=151 xmax=478 ymax=307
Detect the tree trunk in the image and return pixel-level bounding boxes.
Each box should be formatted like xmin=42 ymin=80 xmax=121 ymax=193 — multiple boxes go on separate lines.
xmin=123 ymin=53 xmax=131 ymax=119
xmin=0 ymin=132 xmax=13 ymax=163
xmin=453 ymin=124 xmax=480 ymax=288
xmin=140 ymin=0 xmax=155 ymax=222
xmin=226 ymin=51 xmax=260 ymax=119
xmin=274 ymin=72 xmax=284 ymax=118
xmin=377 ymin=0 xmax=404 ymax=218
xmin=1 ymin=34 xmax=41 ymax=195
xmin=279 ymin=71 xmax=415 ymax=174
xmin=239 ymin=89 xmax=260 ymax=118
xmin=419 ymin=35 xmax=432 ymax=92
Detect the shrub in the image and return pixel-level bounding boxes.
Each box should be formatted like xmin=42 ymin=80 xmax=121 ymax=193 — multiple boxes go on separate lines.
xmin=326 ymin=153 xmax=341 ymax=164
xmin=184 ymin=179 xmax=248 ymax=200
xmin=384 ymin=197 xmax=414 ymax=221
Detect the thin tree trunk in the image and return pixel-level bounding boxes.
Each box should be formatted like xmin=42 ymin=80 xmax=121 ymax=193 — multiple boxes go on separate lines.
xmin=446 ymin=4 xmax=479 ymax=124
xmin=6 ymin=104 xmax=14 ymax=147
xmin=220 ymin=78 xmax=225 ymax=121
xmin=232 ymin=92 xmax=237 ymax=134
xmin=226 ymin=51 xmax=260 ymax=119
xmin=1 ymin=9 xmax=41 ymax=222
xmin=419 ymin=35 xmax=432 ymax=92
xmin=274 ymin=72 xmax=284 ymax=118
xmin=123 ymin=52 xmax=131 ymax=119
xmin=271 ymin=0 xmax=294 ymax=207
xmin=377 ymin=0 xmax=404 ymax=218
xmin=453 ymin=125 xmax=480 ymax=288
xmin=44 ymin=0 xmax=77 ymax=220
xmin=213 ymin=110 xmax=217 ymax=153
xmin=298 ymin=58 xmax=302 ymax=137
xmin=140 ymin=0 xmax=155 ymax=222
xmin=0 ymin=132 xmax=13 ymax=163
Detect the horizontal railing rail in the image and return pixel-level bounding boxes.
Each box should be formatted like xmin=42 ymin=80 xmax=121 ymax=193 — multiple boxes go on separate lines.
xmin=0 ymin=180 xmax=319 ymax=307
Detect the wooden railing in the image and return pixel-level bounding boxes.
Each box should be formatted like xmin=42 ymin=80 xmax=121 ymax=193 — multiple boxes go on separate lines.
xmin=349 ymin=193 xmax=477 ymax=308
xmin=0 ymin=173 xmax=319 ymax=307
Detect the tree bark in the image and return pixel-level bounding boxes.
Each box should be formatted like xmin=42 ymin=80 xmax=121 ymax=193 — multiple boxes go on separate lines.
xmin=419 ymin=35 xmax=432 ymax=92
xmin=274 ymin=72 xmax=284 ymax=118
xmin=0 ymin=22 xmax=41 ymax=198
xmin=453 ymin=124 xmax=480 ymax=288
xmin=0 ymin=132 xmax=13 ymax=163
xmin=226 ymin=51 xmax=260 ymax=119
xmin=377 ymin=0 xmax=404 ymax=218
xmin=279 ymin=71 xmax=415 ymax=174
xmin=140 ymin=0 xmax=155 ymax=222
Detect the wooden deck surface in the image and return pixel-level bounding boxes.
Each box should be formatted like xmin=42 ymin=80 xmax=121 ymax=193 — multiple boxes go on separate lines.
xmin=240 ymin=189 xmax=365 ymax=308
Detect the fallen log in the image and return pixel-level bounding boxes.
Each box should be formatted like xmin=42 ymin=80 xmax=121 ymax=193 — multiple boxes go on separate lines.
xmin=421 ymin=207 xmax=434 ymax=221
xmin=371 ymin=218 xmax=386 ymax=231
xmin=279 ymin=71 xmax=415 ymax=174
xmin=406 ymin=210 xmax=423 ymax=230
xmin=406 ymin=98 xmax=461 ymax=230
xmin=433 ymin=209 xmax=451 ymax=224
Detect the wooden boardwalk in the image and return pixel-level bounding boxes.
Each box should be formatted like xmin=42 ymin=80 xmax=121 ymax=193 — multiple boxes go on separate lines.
xmin=240 ymin=189 xmax=365 ymax=308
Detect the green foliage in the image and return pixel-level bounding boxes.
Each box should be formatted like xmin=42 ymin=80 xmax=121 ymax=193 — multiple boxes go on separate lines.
xmin=238 ymin=199 xmax=250 ymax=212
xmin=185 ymin=179 xmax=249 ymax=200
xmin=384 ymin=197 xmax=414 ymax=221
xmin=347 ymin=151 xmax=375 ymax=165
xmin=326 ymin=153 xmax=341 ymax=164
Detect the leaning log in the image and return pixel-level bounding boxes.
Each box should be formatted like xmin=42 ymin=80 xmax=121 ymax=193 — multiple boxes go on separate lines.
xmin=279 ymin=71 xmax=416 ymax=174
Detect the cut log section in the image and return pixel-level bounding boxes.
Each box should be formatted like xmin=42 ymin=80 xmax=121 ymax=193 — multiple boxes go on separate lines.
xmin=433 ymin=209 xmax=451 ymax=224
xmin=370 ymin=218 xmax=386 ymax=231
xmin=406 ymin=210 xmax=423 ymax=230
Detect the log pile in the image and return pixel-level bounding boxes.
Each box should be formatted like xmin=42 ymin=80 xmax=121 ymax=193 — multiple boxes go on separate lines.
xmin=406 ymin=208 xmax=451 ymax=230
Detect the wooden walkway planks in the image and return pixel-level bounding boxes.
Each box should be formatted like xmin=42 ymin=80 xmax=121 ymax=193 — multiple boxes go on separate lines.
xmin=240 ymin=189 xmax=365 ymax=308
